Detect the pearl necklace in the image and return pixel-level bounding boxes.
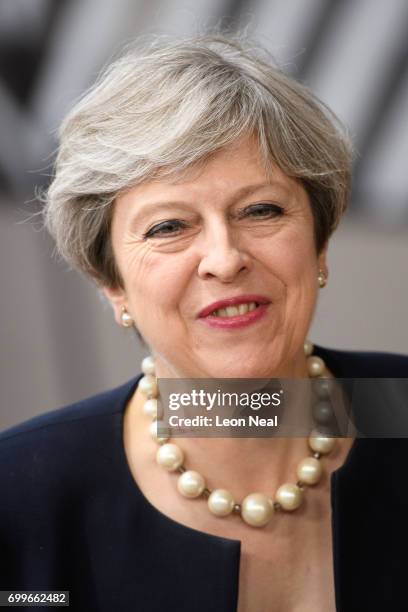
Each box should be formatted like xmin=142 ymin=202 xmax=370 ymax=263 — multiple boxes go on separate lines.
xmin=137 ymin=340 xmax=337 ymax=528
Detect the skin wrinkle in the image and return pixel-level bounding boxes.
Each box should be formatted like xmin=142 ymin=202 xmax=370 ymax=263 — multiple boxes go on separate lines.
xmin=104 ymin=134 xmax=327 ymax=381
xmin=126 ymin=181 xmax=294 ymax=232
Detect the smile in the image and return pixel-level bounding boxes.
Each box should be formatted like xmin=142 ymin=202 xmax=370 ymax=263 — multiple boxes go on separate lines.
xmin=210 ymin=301 xmax=258 ymax=317
xmin=199 ymin=302 xmax=269 ymax=329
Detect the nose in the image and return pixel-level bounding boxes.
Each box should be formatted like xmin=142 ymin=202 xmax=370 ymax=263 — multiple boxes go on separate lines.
xmin=197 ymin=223 xmax=251 ymax=282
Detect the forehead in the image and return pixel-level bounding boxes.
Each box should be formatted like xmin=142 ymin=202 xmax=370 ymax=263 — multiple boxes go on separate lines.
xmin=114 ymin=134 xmax=307 ymax=220
xmin=112 ymin=137 xmax=311 ymax=236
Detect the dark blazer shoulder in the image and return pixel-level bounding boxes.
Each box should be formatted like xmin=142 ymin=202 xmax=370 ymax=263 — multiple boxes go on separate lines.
xmin=0 ymin=376 xmax=140 ymax=445
xmin=314 ymin=344 xmax=408 ymax=377
xmin=0 ymin=376 xmax=141 ymax=518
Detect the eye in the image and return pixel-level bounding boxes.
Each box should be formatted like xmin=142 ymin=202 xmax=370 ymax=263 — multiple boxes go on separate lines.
xmin=238 ymin=203 xmax=284 ymax=219
xmin=143 ymin=219 xmax=187 ymax=239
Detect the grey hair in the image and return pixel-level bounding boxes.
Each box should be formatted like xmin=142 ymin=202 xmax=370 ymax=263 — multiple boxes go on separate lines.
xmin=44 ymin=34 xmax=353 ymax=289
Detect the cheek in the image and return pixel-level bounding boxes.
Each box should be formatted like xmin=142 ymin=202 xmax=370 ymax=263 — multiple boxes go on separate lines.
xmin=126 ymin=249 xmax=193 ymax=320
xmin=257 ymin=230 xmax=319 ymax=336
xmin=283 ymin=241 xmax=319 ymax=323
xmin=259 ymin=229 xmax=317 ymax=285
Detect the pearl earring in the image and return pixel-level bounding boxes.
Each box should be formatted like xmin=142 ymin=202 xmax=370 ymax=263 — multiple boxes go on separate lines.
xmin=120 ymin=305 xmax=134 ymax=328
xmin=317 ymin=270 xmax=327 ymax=288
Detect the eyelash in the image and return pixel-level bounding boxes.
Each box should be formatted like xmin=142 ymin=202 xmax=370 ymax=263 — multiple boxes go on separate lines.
xmin=142 ymin=203 xmax=284 ymax=240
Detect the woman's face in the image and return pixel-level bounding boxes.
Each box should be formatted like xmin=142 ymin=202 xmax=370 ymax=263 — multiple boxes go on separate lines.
xmin=104 ymin=135 xmax=327 ymax=378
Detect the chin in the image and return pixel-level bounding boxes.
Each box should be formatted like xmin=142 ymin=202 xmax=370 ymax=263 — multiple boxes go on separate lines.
xmin=202 ymin=360 xmax=273 ymax=379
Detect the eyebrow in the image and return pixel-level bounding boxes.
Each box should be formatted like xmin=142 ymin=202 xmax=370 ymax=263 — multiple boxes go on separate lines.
xmin=128 ymin=182 xmax=289 ymax=226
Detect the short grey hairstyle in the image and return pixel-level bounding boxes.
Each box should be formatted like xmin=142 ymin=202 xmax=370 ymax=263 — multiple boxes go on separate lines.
xmin=44 ymin=34 xmax=353 ymax=289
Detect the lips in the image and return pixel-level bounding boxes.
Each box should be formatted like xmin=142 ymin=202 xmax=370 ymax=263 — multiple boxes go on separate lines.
xmin=198 ymin=295 xmax=271 ymax=318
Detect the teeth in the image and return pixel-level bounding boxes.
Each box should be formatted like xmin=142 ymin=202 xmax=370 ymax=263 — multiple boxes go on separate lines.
xmin=211 ymin=302 xmax=258 ymax=317
xmin=215 ymin=308 xmax=229 ymax=317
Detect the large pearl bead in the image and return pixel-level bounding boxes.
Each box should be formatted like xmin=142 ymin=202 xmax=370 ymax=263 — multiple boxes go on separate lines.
xmin=307 ymin=356 xmax=325 ymax=377
xmin=312 ymin=400 xmax=333 ymax=425
xmin=139 ymin=374 xmax=158 ymax=397
xmin=296 ymin=457 xmax=323 ymax=485
xmin=313 ymin=378 xmax=334 ymax=399
xmin=208 ymin=489 xmax=235 ymax=517
xmin=141 ymin=356 xmax=155 ymax=375
xmin=143 ymin=398 xmax=158 ymax=418
xmin=275 ymin=483 xmax=303 ymax=511
xmin=241 ymin=493 xmax=274 ymax=527
xmin=156 ymin=443 xmax=184 ymax=471
xmin=149 ymin=420 xmax=169 ymax=444
xmin=309 ymin=431 xmax=337 ymax=454
xmin=177 ymin=470 xmax=205 ymax=498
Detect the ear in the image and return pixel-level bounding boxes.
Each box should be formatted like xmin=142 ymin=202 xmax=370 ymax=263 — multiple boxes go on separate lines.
xmin=102 ymin=285 xmax=128 ymax=326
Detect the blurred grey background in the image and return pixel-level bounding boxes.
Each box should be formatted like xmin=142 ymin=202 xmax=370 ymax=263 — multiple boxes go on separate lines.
xmin=1 ymin=0 xmax=407 ymax=430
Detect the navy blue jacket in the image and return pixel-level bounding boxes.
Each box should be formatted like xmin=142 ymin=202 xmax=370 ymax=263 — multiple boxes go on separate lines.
xmin=0 ymin=345 xmax=407 ymax=611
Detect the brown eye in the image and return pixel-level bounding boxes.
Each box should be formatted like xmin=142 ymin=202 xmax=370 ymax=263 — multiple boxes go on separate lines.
xmin=143 ymin=220 xmax=187 ymax=239
xmin=238 ymin=203 xmax=284 ymax=219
